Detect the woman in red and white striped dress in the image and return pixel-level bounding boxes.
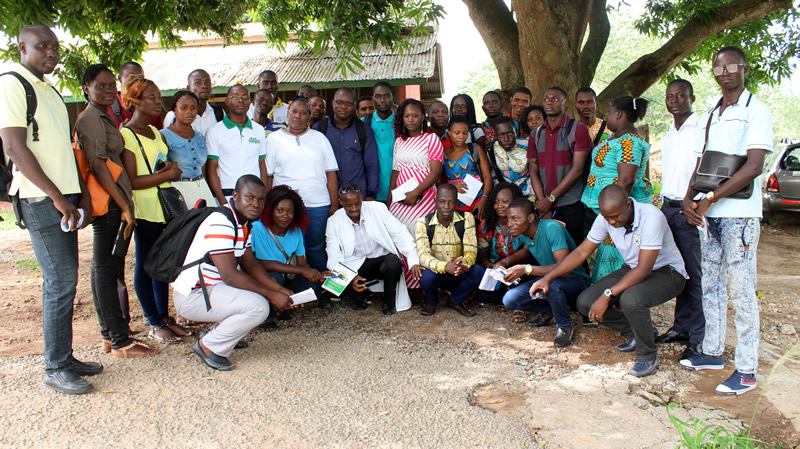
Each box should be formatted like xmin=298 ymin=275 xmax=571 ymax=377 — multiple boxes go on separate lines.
xmin=388 ymin=99 xmax=444 ymax=231
xmin=388 ymin=99 xmax=443 ymax=289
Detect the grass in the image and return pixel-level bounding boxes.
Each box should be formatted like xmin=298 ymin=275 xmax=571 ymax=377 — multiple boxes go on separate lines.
xmin=668 ymin=343 xmax=800 ymax=448
xmin=15 ymin=257 xmax=40 ymax=271
xmin=0 ymin=210 xmax=19 ymax=231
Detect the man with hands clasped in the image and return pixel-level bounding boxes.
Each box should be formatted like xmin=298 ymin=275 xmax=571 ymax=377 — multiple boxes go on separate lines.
xmin=530 ymin=185 xmax=687 ymax=377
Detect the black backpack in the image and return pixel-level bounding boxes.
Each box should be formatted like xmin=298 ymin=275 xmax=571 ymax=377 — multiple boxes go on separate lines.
xmin=0 ymin=71 xmax=60 ymax=227
xmin=317 ymin=117 xmax=367 ymax=154
xmin=424 ymin=210 xmax=466 ymax=243
xmin=210 ymin=104 xmax=224 ymax=122
xmin=144 ymin=205 xmax=238 ymax=311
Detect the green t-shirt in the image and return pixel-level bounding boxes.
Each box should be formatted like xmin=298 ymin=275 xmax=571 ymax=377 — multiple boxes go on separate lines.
xmin=518 ymin=219 xmax=590 ymax=280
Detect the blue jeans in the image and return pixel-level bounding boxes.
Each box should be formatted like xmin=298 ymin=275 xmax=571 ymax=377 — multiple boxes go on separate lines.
xmin=134 ymin=219 xmax=169 ymax=326
xmin=304 ymin=205 xmax=330 ymax=271
xmin=20 ymin=197 xmax=79 ymax=374
xmin=701 ymin=217 xmax=760 ymax=374
xmin=503 ymin=276 xmax=590 ymax=328
xmin=420 ymin=264 xmax=485 ymax=305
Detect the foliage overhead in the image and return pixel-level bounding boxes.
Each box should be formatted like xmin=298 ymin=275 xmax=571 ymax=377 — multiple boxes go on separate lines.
xmin=636 ymin=0 xmax=800 ymax=89
xmin=0 ymin=0 xmax=443 ymax=94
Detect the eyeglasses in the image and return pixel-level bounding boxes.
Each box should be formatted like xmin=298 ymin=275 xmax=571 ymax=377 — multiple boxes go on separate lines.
xmin=712 ymin=63 xmax=746 ymax=76
xmin=338 ymin=184 xmax=362 ymax=194
xmin=333 ymin=99 xmax=355 ymax=106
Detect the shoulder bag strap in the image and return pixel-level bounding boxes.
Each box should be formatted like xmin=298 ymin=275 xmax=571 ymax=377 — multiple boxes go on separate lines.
xmin=700 ymin=99 xmax=723 ymax=156
xmin=125 ymin=127 xmax=154 ymax=174
xmin=265 ymin=226 xmax=291 ymax=261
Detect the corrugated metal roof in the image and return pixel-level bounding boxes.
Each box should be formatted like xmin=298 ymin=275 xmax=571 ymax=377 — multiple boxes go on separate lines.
xmin=143 ymin=32 xmax=438 ymax=91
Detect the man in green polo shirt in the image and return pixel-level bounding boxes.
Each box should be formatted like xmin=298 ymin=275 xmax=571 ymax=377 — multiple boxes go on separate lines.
xmin=206 ymin=84 xmax=268 ymax=206
xmin=365 ymin=81 xmax=396 ymax=202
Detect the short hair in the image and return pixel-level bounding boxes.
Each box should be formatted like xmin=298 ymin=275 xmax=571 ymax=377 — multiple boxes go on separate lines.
xmin=575 ymin=86 xmax=597 ymax=100
xmin=610 ymin=96 xmax=649 ymax=123
xmin=227 ymin=83 xmax=248 ymax=96
xmin=19 ymin=24 xmax=53 ymax=41
xmin=357 ymin=95 xmax=373 ymax=106
xmin=81 ymin=64 xmax=114 ymax=100
xmin=508 ymin=197 xmax=535 ymax=216
xmin=520 ymin=105 xmax=545 ymax=135
xmin=234 ymin=174 xmax=265 ymax=192
xmin=598 ymin=184 xmax=629 ymax=208
xmin=373 ymin=81 xmax=393 ymax=94
xmin=260 ymin=185 xmax=310 ymax=232
xmin=512 ymin=87 xmax=532 ymax=98
xmin=667 ymin=78 xmax=694 ymax=97
xmin=338 ymin=183 xmax=362 ymax=196
xmin=187 ymin=69 xmax=209 ymax=82
xmin=308 ymin=94 xmax=325 ymax=102
xmin=335 ymin=87 xmax=356 ymax=99
xmin=121 ymin=78 xmax=158 ymax=110
xmin=483 ymin=90 xmax=502 ymax=103
xmin=449 ymin=94 xmax=478 ymax=127
xmin=254 ymin=88 xmax=274 ymax=100
xmin=545 ymin=86 xmax=568 ymax=98
xmin=447 ymin=115 xmax=470 ymax=129
xmin=120 ymin=61 xmax=142 ymax=73
xmin=394 ymin=98 xmax=428 ymax=139
xmin=715 ymin=46 xmax=747 ymax=64
xmin=493 ymin=115 xmax=514 ymax=129
xmin=300 ymin=84 xmax=316 ymax=92
xmin=171 ymin=90 xmax=199 ymax=111
xmin=289 ymin=95 xmax=311 ymax=112
xmin=436 ymin=183 xmax=458 ymax=197
xmin=428 ymin=100 xmax=447 ymax=115
xmin=258 ymin=70 xmax=276 ymax=79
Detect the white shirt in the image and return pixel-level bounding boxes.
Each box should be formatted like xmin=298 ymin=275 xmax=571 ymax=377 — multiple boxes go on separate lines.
xmin=172 ymin=204 xmax=251 ymax=296
xmin=587 ymin=199 xmax=687 ymax=278
xmin=163 ymin=101 xmax=223 ymax=138
xmin=697 ymin=89 xmax=773 ymax=218
xmin=265 ymin=128 xmax=338 ymax=207
xmin=352 ymin=218 xmax=390 ymax=259
xmin=206 ymin=117 xmax=267 ymax=190
xmin=660 ymin=112 xmax=703 ymax=200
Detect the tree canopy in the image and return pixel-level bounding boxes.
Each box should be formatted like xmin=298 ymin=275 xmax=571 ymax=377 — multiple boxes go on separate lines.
xmin=0 ymin=0 xmax=442 ymax=93
xmin=0 ymin=0 xmax=795 ymax=104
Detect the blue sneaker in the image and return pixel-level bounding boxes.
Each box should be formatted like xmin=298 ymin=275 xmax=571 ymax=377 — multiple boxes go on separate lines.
xmin=617 ymin=336 xmax=636 ymax=352
xmin=629 ymin=356 xmax=660 ymax=377
xmin=679 ymin=353 xmax=725 ymax=370
xmin=716 ymin=370 xmax=757 ymax=396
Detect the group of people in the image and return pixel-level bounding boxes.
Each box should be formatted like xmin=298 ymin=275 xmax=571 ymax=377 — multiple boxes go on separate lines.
xmin=0 ymin=25 xmax=771 ymax=400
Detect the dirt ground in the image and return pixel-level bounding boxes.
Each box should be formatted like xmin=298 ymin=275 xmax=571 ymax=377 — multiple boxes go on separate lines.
xmin=0 ymin=207 xmax=798 ymax=448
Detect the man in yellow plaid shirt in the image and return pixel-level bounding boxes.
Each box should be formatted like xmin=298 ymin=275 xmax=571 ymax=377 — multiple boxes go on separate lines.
xmin=415 ymin=184 xmax=485 ymax=317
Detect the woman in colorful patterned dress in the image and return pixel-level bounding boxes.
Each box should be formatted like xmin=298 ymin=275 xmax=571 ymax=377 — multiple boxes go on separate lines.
xmin=476 ymin=183 xmax=532 ymax=320
xmin=442 ymin=115 xmax=492 ymax=219
xmin=581 ymin=96 xmax=653 ymax=281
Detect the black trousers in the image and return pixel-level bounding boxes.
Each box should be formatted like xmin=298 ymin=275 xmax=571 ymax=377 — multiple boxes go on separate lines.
xmin=553 ymin=201 xmax=588 ymax=247
xmin=577 ymin=265 xmax=686 ymax=362
xmin=90 ymin=202 xmax=132 ymax=349
xmin=661 ymin=203 xmax=705 ymax=344
xmin=347 ymin=254 xmax=403 ymax=307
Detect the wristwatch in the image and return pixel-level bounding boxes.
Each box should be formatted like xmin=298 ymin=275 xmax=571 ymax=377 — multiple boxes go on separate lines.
xmin=548 ymin=194 xmax=556 ymax=202
xmin=603 ymin=288 xmax=614 ymax=298
xmin=707 ymin=191 xmax=717 ymax=203
xmin=525 ymin=264 xmax=533 ymax=275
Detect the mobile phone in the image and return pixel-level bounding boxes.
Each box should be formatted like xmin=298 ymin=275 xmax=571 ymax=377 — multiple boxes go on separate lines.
xmin=363 ymin=279 xmax=380 ymax=287
xmin=111 ymin=221 xmax=131 ymax=257
xmin=531 ymin=289 xmax=545 ymax=300
xmin=155 ymin=160 xmax=166 ymax=171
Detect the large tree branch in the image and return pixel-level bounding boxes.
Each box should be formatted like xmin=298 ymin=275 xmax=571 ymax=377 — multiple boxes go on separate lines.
xmin=597 ymin=0 xmax=792 ymax=104
xmin=462 ymin=0 xmax=524 ymax=92
xmin=578 ymin=0 xmax=610 ymax=87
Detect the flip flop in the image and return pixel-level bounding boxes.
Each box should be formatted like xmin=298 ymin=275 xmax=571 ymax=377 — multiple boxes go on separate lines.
xmin=148 ymin=325 xmax=182 ymax=343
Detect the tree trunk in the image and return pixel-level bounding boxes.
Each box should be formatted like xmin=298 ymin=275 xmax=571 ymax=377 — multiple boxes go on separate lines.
xmin=462 ymin=0 xmax=524 ymax=102
xmin=596 ymin=0 xmax=792 ymax=104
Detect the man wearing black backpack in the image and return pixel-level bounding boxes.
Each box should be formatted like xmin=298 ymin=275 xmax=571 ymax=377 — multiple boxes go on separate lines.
xmin=527 ymin=86 xmax=593 ymax=247
xmin=314 ymin=87 xmax=379 ymax=200
xmin=0 ymin=25 xmax=98 ymax=394
xmin=171 ymin=175 xmax=293 ymax=371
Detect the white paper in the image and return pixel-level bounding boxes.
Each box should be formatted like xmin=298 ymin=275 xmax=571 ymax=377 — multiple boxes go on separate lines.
xmin=391 ymin=178 xmax=420 ymax=203
xmin=290 ymin=288 xmax=317 ymax=306
xmin=489 ymin=268 xmax=517 ymax=286
xmin=60 ymin=208 xmax=85 ymax=232
xmin=478 ymin=268 xmax=499 ymax=291
xmin=697 ymin=216 xmax=710 ymax=241
xmin=457 ymin=174 xmax=483 ymax=205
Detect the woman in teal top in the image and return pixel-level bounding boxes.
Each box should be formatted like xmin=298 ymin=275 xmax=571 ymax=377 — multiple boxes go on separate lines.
xmin=581 ymin=96 xmax=653 ymax=282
